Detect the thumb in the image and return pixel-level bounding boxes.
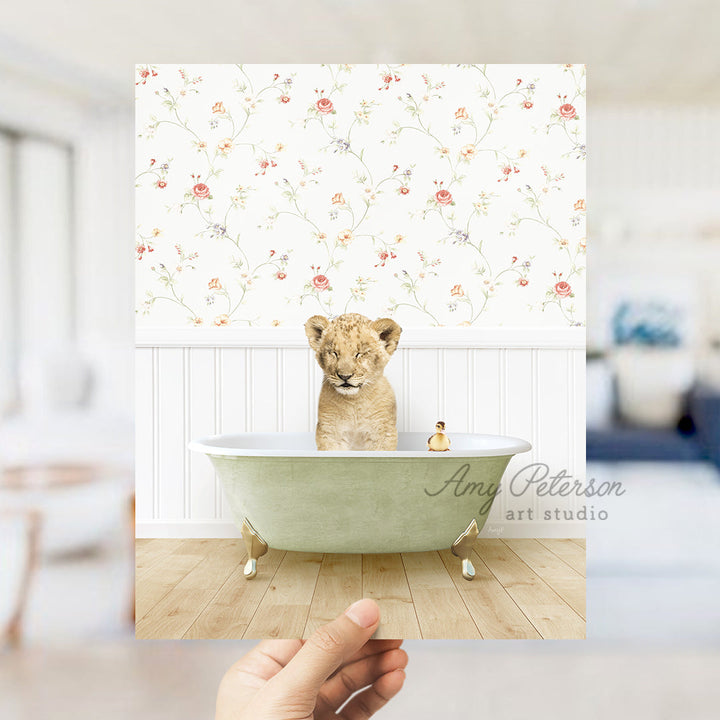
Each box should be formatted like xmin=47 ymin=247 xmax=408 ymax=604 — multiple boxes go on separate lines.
xmin=270 ymin=599 xmax=380 ymax=698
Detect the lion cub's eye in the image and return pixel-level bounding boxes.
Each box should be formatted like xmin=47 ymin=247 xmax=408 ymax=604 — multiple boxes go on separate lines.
xmin=331 ymin=350 xmax=338 ymax=359
xmin=355 ymin=351 xmax=363 ymax=359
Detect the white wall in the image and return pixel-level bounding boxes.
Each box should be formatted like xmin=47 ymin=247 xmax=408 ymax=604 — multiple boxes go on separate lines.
xmin=135 ymin=327 xmax=586 ymax=539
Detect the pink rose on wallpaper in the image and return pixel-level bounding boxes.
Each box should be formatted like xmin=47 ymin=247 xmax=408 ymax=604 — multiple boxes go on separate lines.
xmin=332 ymin=192 xmax=345 ymax=205
xmin=212 ymin=101 xmax=225 ymax=114
xmin=156 ymin=180 xmax=167 ymax=189
xmin=256 ymin=158 xmax=277 ymax=176
xmin=214 ymin=314 xmax=230 ymax=326
xmin=554 ymin=281 xmax=572 ymax=297
xmin=523 ymin=101 xmax=533 ymax=109
xmin=450 ymin=284 xmax=464 ymax=297
xmin=574 ymin=199 xmax=586 ymax=211
xmin=312 ymin=274 xmax=330 ymax=291
xmin=375 ymin=250 xmax=396 ymax=268
xmin=518 ymin=278 xmax=529 ymax=287
xmin=276 ymin=271 xmax=287 ymax=280
xmin=559 ymin=103 xmax=577 ymax=119
xmin=280 ymin=95 xmax=290 ymax=104
xmin=337 ymin=229 xmax=353 ymax=244
xmin=208 ymin=278 xmax=222 ymax=290
xmin=136 ymin=66 xmax=157 ymax=85
xmin=193 ymin=183 xmax=210 ymax=199
xmin=398 ymin=186 xmax=410 ymax=195
xmin=455 ymin=107 xmax=468 ymax=120
xmin=316 ymin=97 xmax=334 ymax=114
xmin=435 ymin=189 xmax=453 ymax=205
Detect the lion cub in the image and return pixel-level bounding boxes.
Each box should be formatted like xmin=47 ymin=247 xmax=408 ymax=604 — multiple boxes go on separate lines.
xmin=305 ymin=313 xmax=402 ymax=451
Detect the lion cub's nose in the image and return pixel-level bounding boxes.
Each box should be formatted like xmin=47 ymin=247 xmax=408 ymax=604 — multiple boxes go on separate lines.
xmin=338 ymin=373 xmax=353 ymax=381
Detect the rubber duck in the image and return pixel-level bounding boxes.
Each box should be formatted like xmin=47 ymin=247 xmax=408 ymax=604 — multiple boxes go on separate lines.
xmin=427 ymin=421 xmax=451 ymax=451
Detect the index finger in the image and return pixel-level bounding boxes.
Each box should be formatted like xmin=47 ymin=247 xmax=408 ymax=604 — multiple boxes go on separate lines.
xmin=269 ymin=599 xmax=381 ymax=696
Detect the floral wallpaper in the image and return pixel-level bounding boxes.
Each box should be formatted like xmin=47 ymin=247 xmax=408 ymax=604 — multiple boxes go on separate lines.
xmin=136 ymin=64 xmax=585 ymax=328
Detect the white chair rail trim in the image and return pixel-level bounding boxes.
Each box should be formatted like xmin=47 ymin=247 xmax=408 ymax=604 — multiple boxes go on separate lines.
xmin=136 ymin=326 xmax=585 ymax=349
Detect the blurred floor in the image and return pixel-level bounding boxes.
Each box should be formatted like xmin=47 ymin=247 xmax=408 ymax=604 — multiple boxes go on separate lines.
xmin=1 ymin=640 xmax=719 ymax=719
xmin=588 ymin=461 xmax=720 ymax=642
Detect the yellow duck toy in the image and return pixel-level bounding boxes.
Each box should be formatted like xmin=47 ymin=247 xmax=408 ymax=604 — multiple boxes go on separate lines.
xmin=427 ymin=421 xmax=451 ymax=451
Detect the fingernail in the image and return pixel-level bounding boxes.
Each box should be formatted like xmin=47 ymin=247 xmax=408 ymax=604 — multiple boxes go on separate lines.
xmin=345 ymin=599 xmax=379 ymax=628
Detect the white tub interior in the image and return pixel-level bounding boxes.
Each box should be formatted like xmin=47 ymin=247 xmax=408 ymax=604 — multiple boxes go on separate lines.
xmin=189 ymin=432 xmax=531 ymax=458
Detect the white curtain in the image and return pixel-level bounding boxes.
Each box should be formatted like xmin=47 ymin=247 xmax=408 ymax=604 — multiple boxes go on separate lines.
xmin=0 ymin=133 xmax=17 ymax=415
xmin=0 ymin=131 xmax=73 ymax=416
xmin=17 ymin=137 xmax=73 ymax=358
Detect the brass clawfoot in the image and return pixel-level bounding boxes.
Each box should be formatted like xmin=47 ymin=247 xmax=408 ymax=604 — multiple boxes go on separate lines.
xmin=241 ymin=518 xmax=268 ymax=580
xmin=451 ymin=518 xmax=480 ymax=581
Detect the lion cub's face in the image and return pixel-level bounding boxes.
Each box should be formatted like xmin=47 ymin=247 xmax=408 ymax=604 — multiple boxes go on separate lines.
xmin=305 ymin=313 xmax=402 ymax=396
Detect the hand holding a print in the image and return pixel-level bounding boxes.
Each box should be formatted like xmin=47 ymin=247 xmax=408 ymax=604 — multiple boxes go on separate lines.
xmin=216 ymin=599 xmax=407 ymax=719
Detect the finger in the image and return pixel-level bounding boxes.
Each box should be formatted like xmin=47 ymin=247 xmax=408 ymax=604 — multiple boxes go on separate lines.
xmin=252 ymin=637 xmax=401 ymax=675
xmin=317 ymin=647 xmax=408 ymax=712
xmin=252 ymin=639 xmax=304 ymax=669
xmin=216 ymin=640 xmax=304 ymax=720
xmin=332 ymin=639 xmax=404 ymax=674
xmin=339 ymin=668 xmax=406 ymax=720
xmin=234 ymin=638 xmax=403 ymax=688
xmin=227 ymin=639 xmax=303 ymax=684
xmin=269 ymin=599 xmax=380 ymax=697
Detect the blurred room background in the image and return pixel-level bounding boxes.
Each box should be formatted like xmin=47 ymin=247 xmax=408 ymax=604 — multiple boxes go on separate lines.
xmin=1 ymin=1 xmax=719 ymax=717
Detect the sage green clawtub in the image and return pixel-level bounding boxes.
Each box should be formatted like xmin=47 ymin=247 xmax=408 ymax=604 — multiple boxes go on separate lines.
xmin=189 ymin=431 xmax=531 ymax=580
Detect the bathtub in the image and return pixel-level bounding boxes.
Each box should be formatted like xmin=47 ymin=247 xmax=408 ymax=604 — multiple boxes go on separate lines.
xmin=189 ymin=432 xmax=531 ymax=580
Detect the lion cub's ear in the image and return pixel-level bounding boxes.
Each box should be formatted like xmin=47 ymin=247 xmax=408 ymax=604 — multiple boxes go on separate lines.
xmin=372 ymin=317 xmax=402 ymax=355
xmin=305 ymin=315 xmax=330 ymax=351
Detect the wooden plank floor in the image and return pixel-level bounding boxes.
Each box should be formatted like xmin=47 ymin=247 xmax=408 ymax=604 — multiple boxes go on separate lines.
xmin=135 ymin=539 xmax=585 ymax=640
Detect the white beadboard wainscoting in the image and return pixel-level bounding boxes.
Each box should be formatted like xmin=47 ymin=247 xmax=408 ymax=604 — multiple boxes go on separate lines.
xmin=136 ymin=327 xmax=586 ymax=539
